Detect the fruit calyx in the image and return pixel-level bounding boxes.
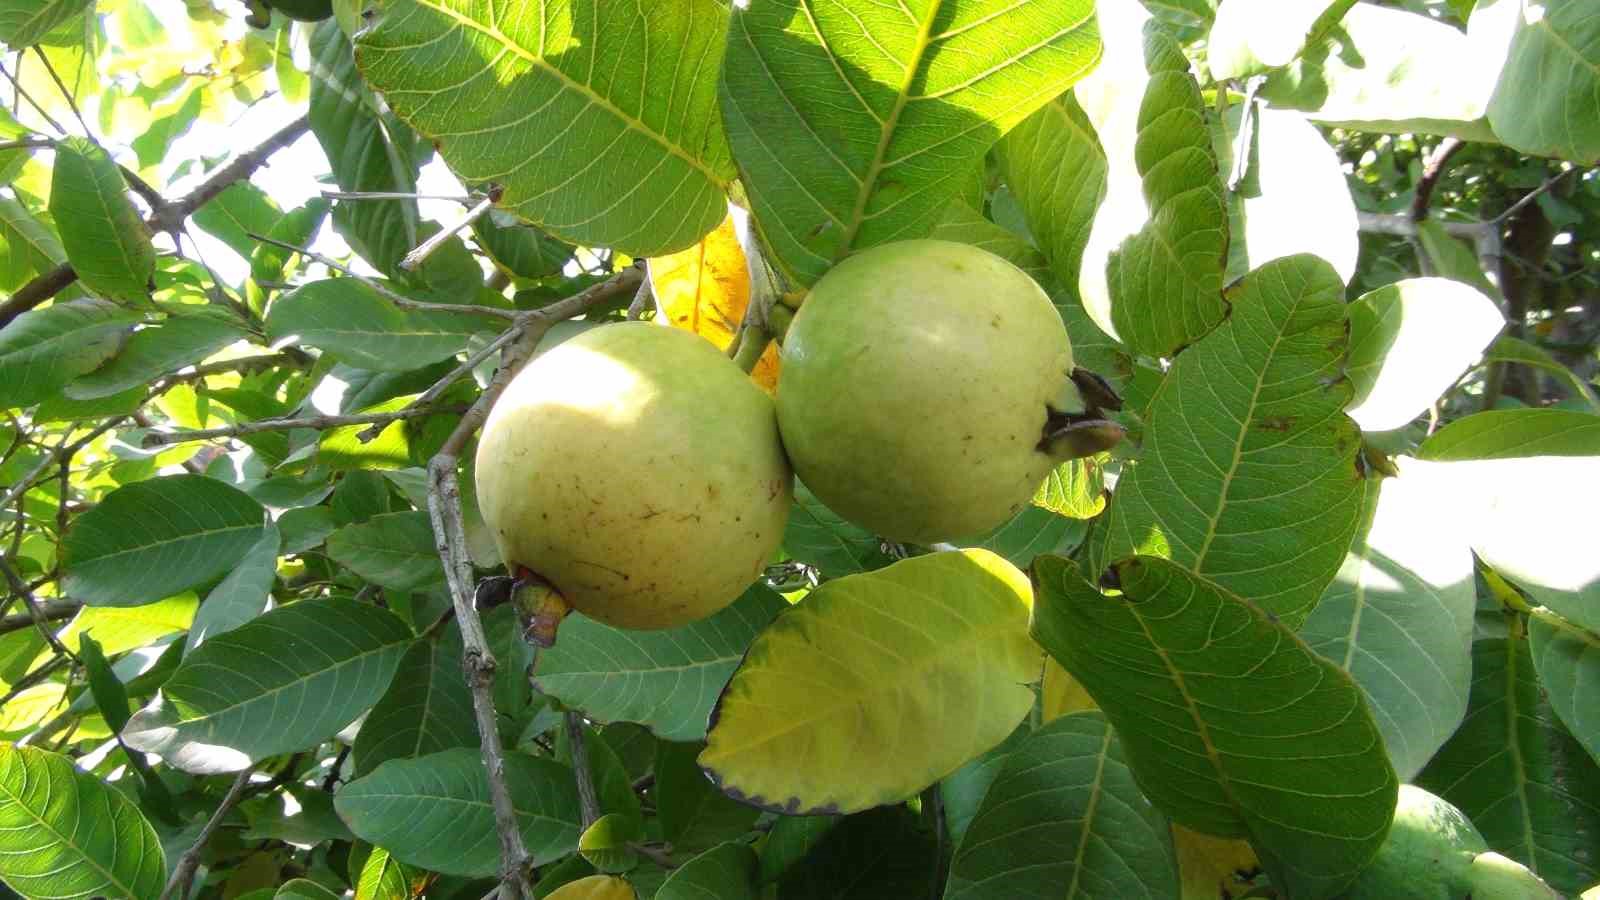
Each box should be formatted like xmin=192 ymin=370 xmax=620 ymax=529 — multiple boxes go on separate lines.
xmin=511 ymin=565 xmax=571 ymax=648
xmin=1040 ymin=367 xmax=1126 ymax=461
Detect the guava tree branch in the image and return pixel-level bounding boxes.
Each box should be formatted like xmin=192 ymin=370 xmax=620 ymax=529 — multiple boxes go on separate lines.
xmin=0 ymin=597 xmax=78 ymax=638
xmin=141 ymin=405 xmax=464 ymax=446
xmin=159 ymin=767 xmax=255 ymax=900
xmin=423 ymin=263 xmax=643 ymax=900
xmin=0 ymin=114 xmax=311 ymax=330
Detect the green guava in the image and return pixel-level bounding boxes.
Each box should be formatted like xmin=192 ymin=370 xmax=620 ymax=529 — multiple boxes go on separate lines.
xmin=775 ymin=240 xmax=1117 ymax=544
xmin=1339 ymin=785 xmax=1559 ymax=899
xmin=474 ymin=323 xmax=792 ymax=630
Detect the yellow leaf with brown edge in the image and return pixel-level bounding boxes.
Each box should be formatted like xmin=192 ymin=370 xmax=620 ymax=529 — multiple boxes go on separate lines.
xmin=648 ymin=213 xmax=780 ymax=392
xmin=545 ymin=875 xmax=637 ymax=900
xmin=1173 ymin=823 xmax=1265 ymax=899
xmin=1040 ymin=657 xmax=1097 ymax=721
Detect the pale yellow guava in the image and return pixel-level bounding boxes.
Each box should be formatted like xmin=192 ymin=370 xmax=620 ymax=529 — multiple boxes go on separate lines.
xmin=776 ymin=240 xmax=1094 ymax=544
xmin=474 ymin=323 xmax=792 ymax=630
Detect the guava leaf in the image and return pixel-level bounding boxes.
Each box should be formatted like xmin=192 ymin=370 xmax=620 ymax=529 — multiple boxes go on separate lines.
xmin=48 ymin=137 xmax=155 ymax=303
xmin=1528 ymin=617 xmax=1600 ymax=768
xmin=354 ymin=846 xmax=424 ymax=900
xmin=473 ymin=210 xmax=571 ymax=281
xmin=1102 ymin=26 xmax=1229 ymax=357
xmin=309 ymin=21 xmax=426 ymax=276
xmin=1487 ymin=0 xmax=1600 ymax=164
xmin=64 ymin=311 xmax=246 ymax=400
xmin=994 ymin=91 xmax=1108 ymax=309
xmin=781 ymin=482 xmax=894 ymax=579
xmin=756 ymin=814 xmax=841 ymax=885
xmin=0 ymin=195 xmax=68 ymax=292
xmin=720 ymin=0 xmax=1101 ymax=285
xmin=122 ymin=598 xmax=412 ymax=774
xmin=41 ymin=594 xmax=196 ymax=664
xmin=1258 ymin=1 xmax=1516 ymax=140
xmin=1097 ymin=254 xmax=1365 ymax=628
xmin=265 ymin=278 xmax=481 ymax=371
xmin=1208 ymin=0 xmax=1351 ymax=79
xmin=0 ymin=298 xmax=136 ymax=408
xmin=335 ymin=749 xmax=582 ymax=878
xmin=1031 ymin=457 xmax=1107 ymax=520
xmin=1216 ymin=104 xmax=1359 ymax=285
xmin=352 ymin=624 xmax=476 ymax=777
xmin=0 ymin=0 xmax=91 ymax=47
xmin=928 ymin=201 xmax=1053 ymax=286
xmin=0 ymin=745 xmax=165 ymax=900
xmin=186 ymin=523 xmax=279 ymax=652
xmin=700 ymin=549 xmax=1040 ymax=815
xmin=326 ymin=510 xmax=447 ymax=593
xmin=966 ymin=504 xmax=1086 ymax=570
xmin=1416 ymin=219 xmax=1502 ymax=299
xmin=277 ymin=880 xmax=343 ymax=900
xmin=1417 ymin=636 xmax=1600 ymax=894
xmin=354 ymin=0 xmax=734 ymax=257
xmin=1032 ymin=555 xmax=1398 ymax=900
xmin=1173 ymin=825 xmax=1266 ymax=900
xmin=775 ymin=806 xmax=936 ymax=898
xmin=1413 ymin=409 xmax=1600 ymax=631
xmin=648 ymin=210 xmax=779 ymax=392
xmin=656 ymin=742 xmax=759 ymax=855
xmin=945 ymin=712 xmax=1180 ymax=900
xmin=657 ymin=842 xmax=758 ymax=900
xmin=1345 ymin=277 xmax=1504 ymax=433
xmin=192 ymin=181 xmax=282 ymax=261
xmin=532 ymin=584 xmax=786 ymax=743
xmin=1300 ymin=473 xmax=1475 ymax=781
xmin=939 ymin=723 xmax=1029 ymax=851
xmin=1481 ymin=335 xmax=1600 ymax=410
xmin=62 ymin=474 xmax=269 ymax=608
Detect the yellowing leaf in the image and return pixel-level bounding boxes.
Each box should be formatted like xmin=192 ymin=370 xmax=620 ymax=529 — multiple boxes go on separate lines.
xmin=545 ymin=875 xmax=636 ymax=900
xmin=0 ymin=683 xmax=67 ymax=733
xmin=700 ymin=549 xmax=1040 ymax=815
xmin=1041 ymin=658 xmax=1096 ymax=722
xmin=1173 ymin=824 xmax=1264 ymax=900
xmin=648 ymin=214 xmax=780 ymax=392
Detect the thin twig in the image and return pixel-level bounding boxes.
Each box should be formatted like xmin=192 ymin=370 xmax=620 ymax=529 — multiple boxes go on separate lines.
xmin=321 ymin=190 xmax=477 ymax=203
xmin=0 ymin=557 xmax=71 ymax=653
xmin=1492 ymin=167 xmax=1580 ymax=227
xmin=400 ymin=192 xmax=497 ymax=272
xmin=0 ymin=61 xmax=67 ymax=134
xmin=246 ymin=233 xmax=518 ymax=321
xmin=0 ymin=417 xmax=126 ymax=513
xmin=356 ymin=327 xmax=523 ymax=442
xmin=142 ymin=405 xmax=463 ymax=446
xmin=1409 ymin=137 xmax=1464 ymax=224
xmin=30 ymin=48 xmax=92 ymax=138
xmin=159 ymin=767 xmax=256 ymax=900
xmin=924 ymin=783 xmax=947 ymax=899
xmin=0 ymin=136 xmax=54 ymax=151
xmin=0 ymin=597 xmax=79 ymax=637
xmin=625 ymin=276 xmax=653 ymax=320
xmin=566 ymin=711 xmax=601 ymax=830
xmin=629 ymin=842 xmax=679 ymax=870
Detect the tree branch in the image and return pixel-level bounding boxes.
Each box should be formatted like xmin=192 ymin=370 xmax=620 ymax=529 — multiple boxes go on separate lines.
xmin=159 ymin=767 xmax=255 ymax=900
xmin=1408 ymin=137 xmax=1464 ymax=224
xmin=566 ymin=711 xmax=601 ymax=830
xmin=142 ymin=405 xmax=463 ymax=446
xmin=0 ymin=114 xmax=312 ymax=330
xmin=0 ymin=596 xmax=78 ymax=637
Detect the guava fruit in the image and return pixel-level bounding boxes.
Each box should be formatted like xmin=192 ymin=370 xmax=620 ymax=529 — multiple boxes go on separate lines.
xmin=475 ymin=323 xmax=792 ymax=631
xmin=1339 ymin=785 xmax=1560 ymax=899
xmin=775 ymin=240 xmax=1121 ymax=544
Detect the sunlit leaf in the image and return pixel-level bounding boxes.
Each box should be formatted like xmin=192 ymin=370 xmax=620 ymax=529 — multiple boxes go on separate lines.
xmin=1528 ymin=617 xmax=1600 ymax=768
xmin=1482 ymin=334 xmax=1600 ymax=410
xmin=1487 ymin=0 xmax=1600 ymax=163
xmin=64 ymin=310 xmax=246 ymax=400
xmin=0 ymin=298 xmax=136 ymax=408
xmin=266 ymin=278 xmax=481 ymax=371
xmin=0 ymin=195 xmax=67 ymax=291
xmin=326 ymin=510 xmax=446 ymax=593
xmin=701 ymin=550 xmax=1039 ymax=815
xmin=0 ymin=745 xmax=164 ymax=900
xmin=1032 ymin=555 xmax=1398 ymax=900
xmin=48 ymin=137 xmax=154 ymax=303
xmin=1208 ymin=0 xmax=1351 ymax=78
xmin=192 ymin=181 xmax=283 ymax=260
xmin=0 ymin=0 xmax=91 ymax=49
xmin=649 ymin=211 xmax=778 ymax=392
xmin=722 ymin=0 xmax=1102 ymax=285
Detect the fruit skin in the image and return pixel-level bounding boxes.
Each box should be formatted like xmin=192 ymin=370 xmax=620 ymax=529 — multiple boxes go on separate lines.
xmin=475 ymin=323 xmax=792 ymax=630
xmin=776 ymin=240 xmax=1076 ymax=544
xmin=1339 ymin=785 xmax=1560 ymax=899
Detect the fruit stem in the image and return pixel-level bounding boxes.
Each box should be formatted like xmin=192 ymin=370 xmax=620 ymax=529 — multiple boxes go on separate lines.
xmin=730 ymin=322 xmax=773 ymax=375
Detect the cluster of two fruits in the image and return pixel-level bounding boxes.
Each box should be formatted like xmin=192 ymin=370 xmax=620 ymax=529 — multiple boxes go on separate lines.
xmin=474 ymin=240 xmax=1123 ymax=637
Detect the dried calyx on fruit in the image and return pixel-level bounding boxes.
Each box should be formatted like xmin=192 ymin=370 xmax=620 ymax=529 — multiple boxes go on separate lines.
xmin=775 ymin=239 xmax=1123 ymax=545
xmin=474 ymin=323 xmax=793 ymax=637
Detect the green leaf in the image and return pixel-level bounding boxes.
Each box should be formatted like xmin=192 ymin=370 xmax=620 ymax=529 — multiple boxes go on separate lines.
xmin=354 ymin=845 xmax=422 ymax=900
xmin=64 ymin=311 xmax=246 ymax=400
xmin=700 ymin=550 xmax=1040 ymax=815
xmin=533 ymin=584 xmax=786 ymax=742
xmin=248 ymin=197 xmax=331 ymax=311
xmin=62 ymin=474 xmax=269 ymax=608
xmin=1416 ymin=219 xmax=1502 ymax=299
xmin=756 ymin=815 xmax=839 ymax=886
xmin=186 ymin=524 xmax=280 ymax=651
xmin=774 ymin=805 xmax=936 ymax=899
xmin=1482 ymin=335 xmax=1600 ymax=411
xmin=0 ymin=744 xmax=164 ymax=900
xmin=722 ymin=0 xmax=1102 ymax=285
xmin=0 ymin=195 xmax=67 ymax=291
xmin=657 ymin=843 xmax=758 ymax=900
xmin=1031 ymin=555 xmax=1398 ymax=900
xmin=1417 ymin=636 xmax=1600 ymax=894
xmin=1103 ymin=27 xmax=1229 ymax=357
xmin=1207 ymin=0 xmax=1351 ymax=79
xmin=0 ymin=298 xmax=136 ymax=408
xmin=353 ymin=625 xmax=475 ymax=777
xmin=1412 ymin=410 xmax=1600 ymax=631
xmin=48 ymin=137 xmax=154 ymax=303
xmin=995 ymin=91 xmax=1108 ymax=309
xmin=0 ymin=0 xmax=91 ymax=47
xmin=473 ymin=211 xmax=572 ymax=281
xmin=334 ymin=748 xmax=582 ymax=877
xmin=1216 ymin=105 xmax=1359 ymax=285
xmin=1529 ymin=617 xmax=1600 ymax=767
xmin=276 ymin=879 xmax=343 ymax=900
xmin=1097 ymin=255 xmax=1365 ymax=628
xmin=944 ymin=712 xmax=1179 ymax=900
xmin=656 ymin=742 xmax=758 ymax=855
xmin=192 ymin=181 xmax=283 ymax=260
xmin=309 ymin=21 xmax=426 ymax=276
xmin=326 ymin=510 xmax=446 ymax=593
xmin=122 ymin=598 xmax=412 ymax=773
xmin=1259 ymin=1 xmax=1515 ymax=140
xmin=77 ymin=633 xmax=131 ymax=735
xmin=1029 ymin=458 xmax=1107 ymax=521
xmin=355 ymin=0 xmax=734 ymax=257
xmin=927 ymin=202 xmax=1052 ymax=286
xmin=1345 ymin=278 xmax=1504 ymax=433
xmin=48 ymin=593 xmax=198 ymax=660
xmin=939 ymin=724 xmax=1027 ymax=851
xmin=266 ymin=278 xmax=480 ymax=372
xmin=965 ymin=504 xmax=1086 ymax=570
xmin=1300 ymin=474 xmax=1475 ymax=781
xmin=781 ymin=482 xmax=894 ymax=579
xmin=1487 ymin=0 xmax=1600 ymax=163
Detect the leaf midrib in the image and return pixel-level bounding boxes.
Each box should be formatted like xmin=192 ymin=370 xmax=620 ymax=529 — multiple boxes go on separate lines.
xmin=1064 ymin=725 xmax=1114 ymax=898
xmin=0 ymin=755 xmax=138 ymax=898
xmin=412 ymin=0 xmax=729 ymax=190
